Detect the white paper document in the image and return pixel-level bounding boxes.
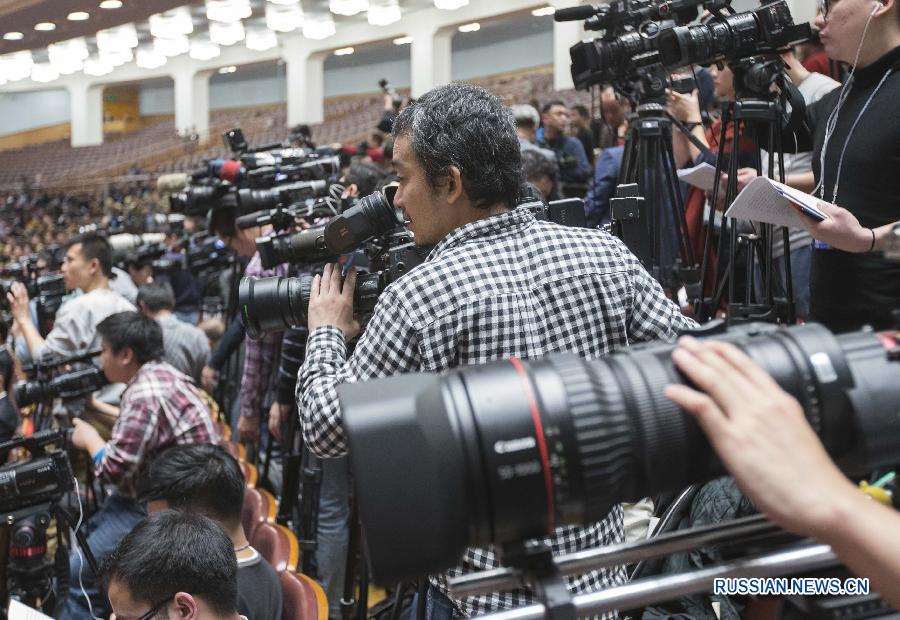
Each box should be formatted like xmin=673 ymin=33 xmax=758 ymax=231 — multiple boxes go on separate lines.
xmin=725 ymin=177 xmax=829 ymax=228
xmin=9 ymin=600 xmax=54 ymax=620
xmin=676 ymin=162 xmax=719 ymax=191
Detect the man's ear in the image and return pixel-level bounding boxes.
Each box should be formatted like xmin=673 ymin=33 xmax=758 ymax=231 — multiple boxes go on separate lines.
xmin=121 ymin=347 xmax=136 ymax=368
xmin=172 ymin=592 xmax=199 ymax=619
xmin=446 ymin=166 xmax=464 ymax=205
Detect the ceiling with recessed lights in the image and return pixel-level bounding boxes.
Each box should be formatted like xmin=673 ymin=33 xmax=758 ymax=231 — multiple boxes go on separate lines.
xmin=0 ymin=0 xmax=550 ymax=86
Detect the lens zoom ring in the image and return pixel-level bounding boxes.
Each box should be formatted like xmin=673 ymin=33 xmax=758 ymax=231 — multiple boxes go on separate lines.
xmin=552 ymin=356 xmax=634 ymax=518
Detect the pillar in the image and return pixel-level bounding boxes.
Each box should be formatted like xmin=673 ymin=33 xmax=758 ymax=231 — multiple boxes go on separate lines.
xmin=283 ymin=37 xmax=326 ymax=127
xmin=409 ymin=25 xmax=452 ymax=98
xmin=69 ymin=82 xmax=104 ymax=147
xmin=173 ymin=66 xmax=211 ymax=137
xmin=550 ymin=0 xmax=584 ymax=92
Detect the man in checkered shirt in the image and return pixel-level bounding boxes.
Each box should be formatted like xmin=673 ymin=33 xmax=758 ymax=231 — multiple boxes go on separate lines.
xmin=297 ymin=83 xmax=697 ymax=618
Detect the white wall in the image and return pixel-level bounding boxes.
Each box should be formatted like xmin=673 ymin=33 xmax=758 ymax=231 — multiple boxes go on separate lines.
xmin=0 ymin=89 xmax=70 ymax=135
xmin=210 ymin=63 xmax=288 ymax=108
xmin=452 ymin=29 xmax=552 ymax=81
xmin=139 ymin=79 xmax=175 ymax=115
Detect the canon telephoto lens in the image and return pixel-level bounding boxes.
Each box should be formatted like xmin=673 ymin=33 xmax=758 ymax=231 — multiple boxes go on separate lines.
xmin=338 ymin=323 xmax=900 ymax=584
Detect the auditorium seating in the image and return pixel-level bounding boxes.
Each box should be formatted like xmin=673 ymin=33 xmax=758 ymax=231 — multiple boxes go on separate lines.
xmin=241 ymin=486 xmax=276 ymax=540
xmin=252 ymin=521 xmax=300 ymax=573
xmin=0 ymin=65 xmax=587 ymax=192
xmin=280 ymin=571 xmax=328 ymax=620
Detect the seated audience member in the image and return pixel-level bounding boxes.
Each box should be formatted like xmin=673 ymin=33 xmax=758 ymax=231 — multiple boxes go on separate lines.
xmin=64 ymin=311 xmax=217 ymax=619
xmin=139 ymin=444 xmax=283 ymax=620
xmin=104 ymin=510 xmax=246 ymax=620
xmin=137 ymin=281 xmax=210 ymax=383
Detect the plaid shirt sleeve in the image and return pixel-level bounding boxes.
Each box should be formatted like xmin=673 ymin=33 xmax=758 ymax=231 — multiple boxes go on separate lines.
xmin=240 ymin=257 xmax=287 ymax=419
xmin=95 ymin=388 xmax=157 ymax=488
xmin=624 ymin=248 xmax=699 ymax=342
xmin=297 ymin=286 xmax=420 ymax=458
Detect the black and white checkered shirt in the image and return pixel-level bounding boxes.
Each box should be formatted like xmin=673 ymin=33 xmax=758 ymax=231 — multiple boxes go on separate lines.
xmin=297 ymin=207 xmax=696 ymax=617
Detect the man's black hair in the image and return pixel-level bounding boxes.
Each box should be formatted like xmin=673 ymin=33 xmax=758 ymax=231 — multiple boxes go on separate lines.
xmin=346 ymin=162 xmax=388 ymax=198
xmin=572 ymin=104 xmax=590 ymax=119
xmin=138 ymin=444 xmax=245 ymax=527
xmin=97 ymin=311 xmax=165 ymax=365
xmin=521 ymin=150 xmax=557 ymax=185
xmin=392 ymin=83 xmax=521 ymax=210
xmin=541 ymin=100 xmax=567 ymax=115
xmin=103 ymin=510 xmax=238 ymax=616
xmin=64 ymin=232 xmax=113 ymax=278
xmin=137 ymin=281 xmax=176 ymax=313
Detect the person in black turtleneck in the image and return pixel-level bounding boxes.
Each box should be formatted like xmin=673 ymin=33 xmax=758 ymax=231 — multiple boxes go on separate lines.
xmin=802 ymin=0 xmax=900 ymax=332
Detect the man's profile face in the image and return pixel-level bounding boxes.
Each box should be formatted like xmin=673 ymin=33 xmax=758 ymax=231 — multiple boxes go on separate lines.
xmin=392 ymin=135 xmax=455 ymax=246
xmin=543 ymin=105 xmax=569 ymax=134
xmin=129 ymin=263 xmax=153 ymax=287
xmin=60 ymin=243 xmax=92 ymax=291
xmin=99 ymin=338 xmax=131 ymax=385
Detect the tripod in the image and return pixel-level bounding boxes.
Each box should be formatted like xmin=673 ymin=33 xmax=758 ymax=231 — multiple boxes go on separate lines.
xmin=615 ymin=60 xmax=702 ymax=294
xmin=693 ymin=58 xmax=802 ymax=325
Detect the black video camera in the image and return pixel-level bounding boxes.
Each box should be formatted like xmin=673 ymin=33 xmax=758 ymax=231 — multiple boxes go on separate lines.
xmin=14 ymin=366 xmax=108 ymax=408
xmin=0 ymin=430 xmax=74 ymax=517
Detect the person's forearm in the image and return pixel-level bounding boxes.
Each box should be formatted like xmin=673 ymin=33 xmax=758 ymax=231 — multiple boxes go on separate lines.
xmin=91 ymin=400 xmax=120 ymax=419
xmin=785 ymin=171 xmax=815 ymax=193
xmin=16 ymin=317 xmax=45 ymax=357
xmin=873 ymin=221 xmax=899 ymax=252
xmin=83 ymin=435 xmax=106 ymax=460
xmin=687 ymin=125 xmax=709 ymax=164
xmin=816 ymin=488 xmax=900 ymax=609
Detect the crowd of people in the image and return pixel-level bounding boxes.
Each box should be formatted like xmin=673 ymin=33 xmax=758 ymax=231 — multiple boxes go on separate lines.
xmin=0 ymin=2 xmax=897 ymax=618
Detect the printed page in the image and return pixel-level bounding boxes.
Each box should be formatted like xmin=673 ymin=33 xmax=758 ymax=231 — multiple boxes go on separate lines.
xmin=725 ymin=177 xmax=828 ymax=227
xmin=676 ymin=162 xmax=719 ymax=191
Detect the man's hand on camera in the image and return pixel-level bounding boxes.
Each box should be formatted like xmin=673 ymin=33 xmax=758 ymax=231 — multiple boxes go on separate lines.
xmin=237 ymin=414 xmax=260 ymax=445
xmin=665 ymin=336 xmax=860 ymax=539
xmin=307 ymin=263 xmax=360 ymax=340
xmin=71 ymin=418 xmax=105 ymax=457
xmin=7 ymin=282 xmax=32 ymax=324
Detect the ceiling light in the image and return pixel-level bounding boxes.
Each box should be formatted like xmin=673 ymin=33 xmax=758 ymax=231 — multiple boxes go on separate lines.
xmin=34 ymin=22 xmax=56 ymax=32
xmin=31 ymin=63 xmax=59 ymax=83
xmin=392 ymin=35 xmax=412 ymax=45
xmin=266 ymin=3 xmax=304 ymax=32
xmin=218 ymin=65 xmax=237 ymax=74
xmin=302 ymin=14 xmax=335 ymax=40
xmin=531 ymin=6 xmax=555 ymax=16
xmin=83 ymin=55 xmax=114 ymax=76
xmin=329 ymin=0 xmax=368 ymax=16
xmin=149 ymin=7 xmax=193 ymax=39
xmin=97 ymin=23 xmax=138 ymax=52
xmin=0 ymin=51 xmax=34 ymax=81
xmin=433 ymin=0 xmax=468 ymax=9
xmin=367 ymin=0 xmax=401 ymax=26
xmin=48 ymin=37 xmax=89 ymax=74
xmin=458 ymin=22 xmax=480 ymax=32
xmin=246 ymin=28 xmax=278 ymax=51
xmin=3 ymin=32 xmax=24 ymax=41
xmin=189 ymin=38 xmax=221 ymax=61
xmin=67 ymin=11 xmax=90 ymax=21
xmin=206 ymin=0 xmax=252 ymax=23
xmin=267 ymin=0 xmax=299 ymax=4
xmin=99 ymin=0 xmax=122 ymax=8
xmin=154 ymin=35 xmax=189 ymax=57
xmin=209 ymin=21 xmax=245 ymax=46
xmin=100 ymin=48 xmax=133 ymax=66
xmin=334 ymin=46 xmax=354 ymax=55
xmin=136 ymin=45 xmax=167 ymax=69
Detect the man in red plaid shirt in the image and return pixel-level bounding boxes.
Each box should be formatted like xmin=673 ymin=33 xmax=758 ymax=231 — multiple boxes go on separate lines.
xmin=62 ymin=311 xmax=218 ymax=620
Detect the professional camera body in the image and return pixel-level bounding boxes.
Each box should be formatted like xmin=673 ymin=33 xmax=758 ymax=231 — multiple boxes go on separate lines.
xmin=13 ymin=348 xmax=105 ymax=410
xmin=238 ymin=186 xmax=425 ymax=338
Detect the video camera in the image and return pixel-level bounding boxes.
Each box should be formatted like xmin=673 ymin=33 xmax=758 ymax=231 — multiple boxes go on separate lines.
xmin=238 ymin=186 xmax=420 ymax=338
xmin=338 ymin=321 xmax=900 ymax=584
xmin=14 ymin=347 xmax=106 ymax=407
xmin=0 ymin=430 xmax=74 ymax=518
xmin=566 ymin=0 xmax=811 ymax=91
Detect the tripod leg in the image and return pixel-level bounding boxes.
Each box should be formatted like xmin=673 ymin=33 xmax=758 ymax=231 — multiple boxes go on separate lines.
xmin=0 ymin=523 xmax=9 ymax=618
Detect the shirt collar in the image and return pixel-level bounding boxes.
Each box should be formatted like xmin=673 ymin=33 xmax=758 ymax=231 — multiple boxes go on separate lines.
xmin=428 ymin=208 xmax=535 ymax=261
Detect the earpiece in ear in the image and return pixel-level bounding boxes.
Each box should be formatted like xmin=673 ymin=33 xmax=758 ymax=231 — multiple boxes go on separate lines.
xmin=871 ymin=1 xmax=882 ymax=14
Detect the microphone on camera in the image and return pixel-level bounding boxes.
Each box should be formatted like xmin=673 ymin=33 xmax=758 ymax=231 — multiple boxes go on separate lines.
xmin=157 ymin=173 xmax=190 ymax=194
xmin=554 ymin=4 xmax=600 ymax=21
